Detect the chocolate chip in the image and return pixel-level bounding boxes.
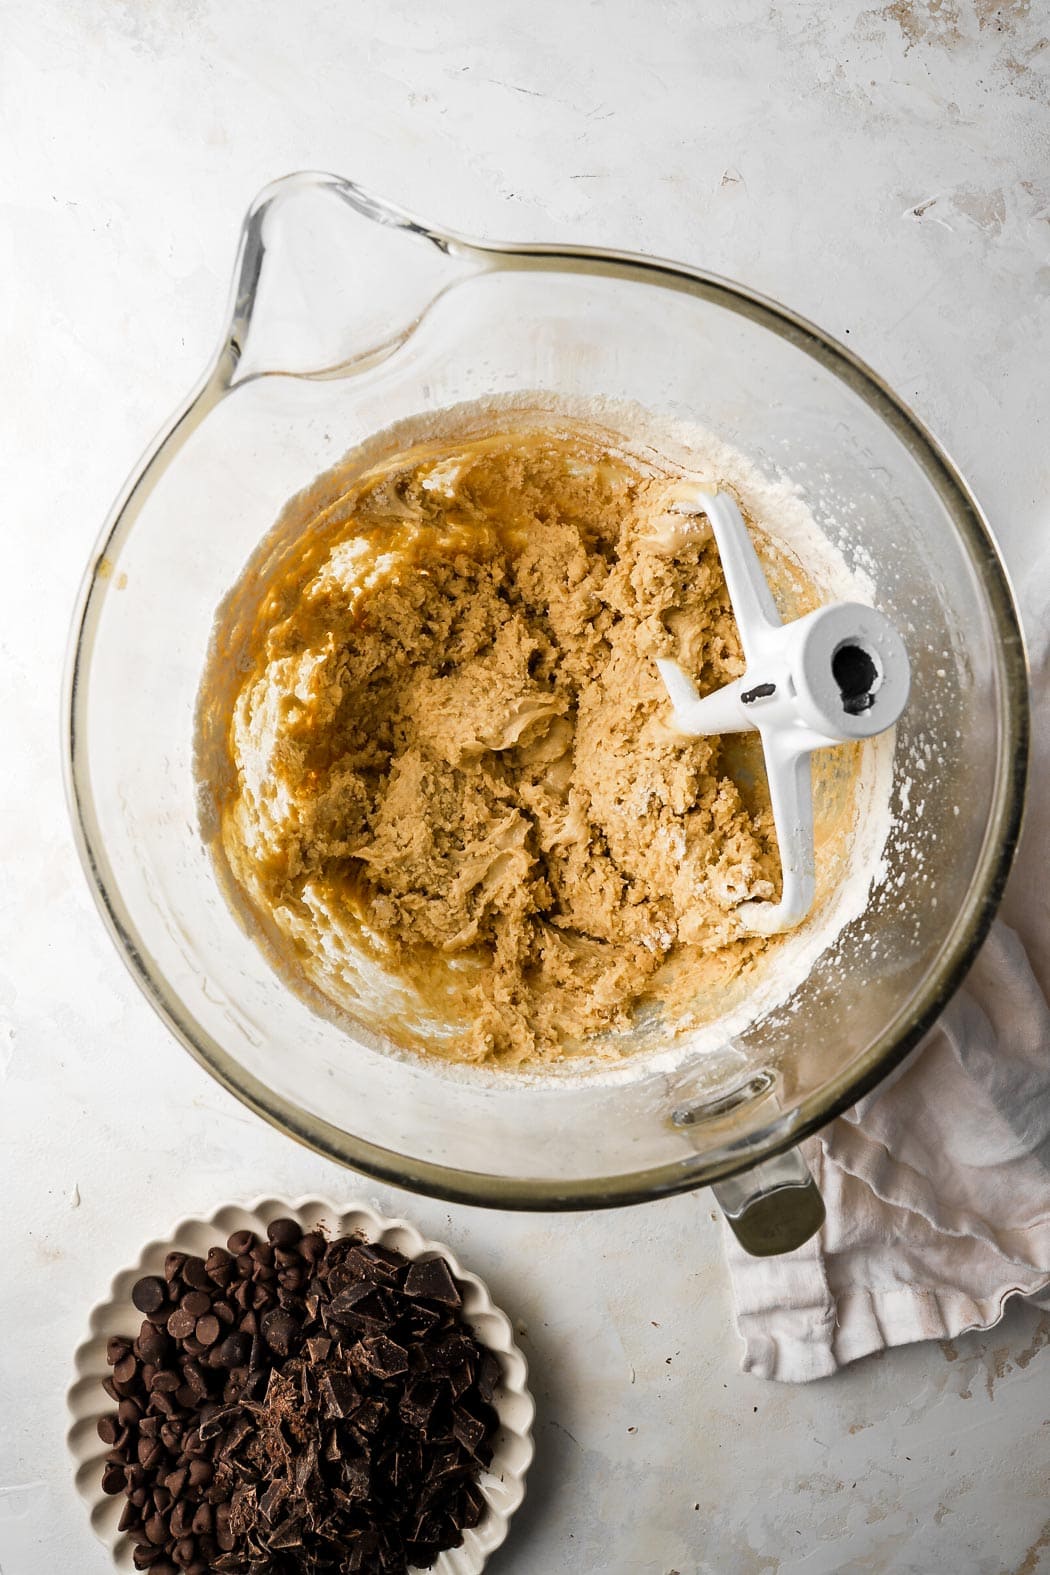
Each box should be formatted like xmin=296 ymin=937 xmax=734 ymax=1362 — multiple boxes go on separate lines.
xmin=356 ymin=1334 xmax=409 ymax=1378
xmin=260 ymin=1308 xmax=298 ymax=1357
xmin=101 ymin=1462 xmax=126 ymax=1495
xmin=267 ymin=1218 xmax=302 ymax=1248
xmin=118 ymin=1499 xmax=140 ymax=1533
xmin=188 ymin=1459 xmax=213 ymax=1488
xmin=132 ymin=1277 xmax=168 ymax=1316
xmin=205 ymin=1247 xmax=233 ymax=1286
xmin=325 ymin=1281 xmax=374 ymax=1319
xmin=102 ymin=1226 xmax=499 ymax=1573
xmin=299 ymin=1231 xmax=326 ymax=1263
xmin=318 ymin=1372 xmax=358 ymax=1420
xmin=166 ymin=1307 xmax=197 ymax=1341
xmin=215 ymin=1331 xmax=251 ymax=1369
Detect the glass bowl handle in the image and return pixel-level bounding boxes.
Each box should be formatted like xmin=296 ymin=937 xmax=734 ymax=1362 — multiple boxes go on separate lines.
xmin=713 ymin=1147 xmax=825 ymax=1256
xmin=222 ymin=172 xmax=479 ymax=385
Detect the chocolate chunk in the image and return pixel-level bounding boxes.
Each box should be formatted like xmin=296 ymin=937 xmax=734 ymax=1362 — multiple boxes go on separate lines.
xmin=132 ymin=1277 xmax=168 ymax=1316
xmin=266 ymin=1218 xmax=302 ymax=1248
xmin=226 ymin=1230 xmax=255 ymax=1257
xmin=191 ymin=1501 xmax=214 ymax=1536
xmin=318 ymin=1372 xmax=358 ymax=1420
xmin=195 ymin=1314 xmax=221 ymax=1347
xmin=460 ymin=1481 xmax=486 ymax=1528
xmin=205 ymin=1246 xmax=234 ymax=1286
xmin=144 ymin=1511 xmax=168 ymax=1544
xmin=403 ymin=1257 xmax=461 ymax=1307
xmin=268 ymin=1515 xmax=305 ymax=1550
xmin=107 ymin=1335 xmax=133 ymax=1365
xmin=181 ymin=1290 xmax=211 ymax=1319
xmin=325 ymin=1280 xmax=380 ymax=1319
xmin=356 ymin=1334 xmax=409 ymax=1378
xmin=349 ymin=1396 xmax=387 ymax=1437
xmin=342 ymin=1459 xmax=371 ymax=1501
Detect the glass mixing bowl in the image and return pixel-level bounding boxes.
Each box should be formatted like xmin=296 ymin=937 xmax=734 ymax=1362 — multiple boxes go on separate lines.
xmin=65 ymin=173 xmax=1028 ymax=1252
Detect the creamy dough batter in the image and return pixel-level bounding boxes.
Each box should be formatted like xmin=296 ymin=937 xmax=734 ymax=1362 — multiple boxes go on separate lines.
xmin=198 ymin=413 xmax=859 ymax=1068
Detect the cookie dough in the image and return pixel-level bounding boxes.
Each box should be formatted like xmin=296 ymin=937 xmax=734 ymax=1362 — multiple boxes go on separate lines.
xmin=199 ymin=417 xmax=846 ymax=1067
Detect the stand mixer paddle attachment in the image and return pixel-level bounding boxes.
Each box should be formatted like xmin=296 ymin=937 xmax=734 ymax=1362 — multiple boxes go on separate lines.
xmin=656 ymin=491 xmax=911 ymax=934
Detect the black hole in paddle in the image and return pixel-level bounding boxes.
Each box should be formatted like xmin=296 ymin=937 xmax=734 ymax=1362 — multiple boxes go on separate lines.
xmin=832 ymin=643 xmax=878 ymax=716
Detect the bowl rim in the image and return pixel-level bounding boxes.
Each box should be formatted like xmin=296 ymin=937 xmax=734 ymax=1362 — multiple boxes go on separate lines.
xmin=66 ymin=1194 xmax=536 ymax=1573
xmin=63 ymin=171 xmax=1030 ymax=1211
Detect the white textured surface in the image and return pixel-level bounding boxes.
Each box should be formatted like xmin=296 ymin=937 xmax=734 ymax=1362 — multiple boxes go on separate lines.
xmin=2 ymin=3 xmax=1049 ymax=1573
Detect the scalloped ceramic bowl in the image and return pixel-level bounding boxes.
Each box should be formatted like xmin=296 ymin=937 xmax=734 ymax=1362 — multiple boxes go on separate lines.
xmin=67 ymin=1197 xmax=535 ymax=1573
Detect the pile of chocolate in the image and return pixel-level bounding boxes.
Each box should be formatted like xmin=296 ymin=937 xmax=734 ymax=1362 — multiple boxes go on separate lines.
xmin=98 ymin=1221 xmax=500 ymax=1573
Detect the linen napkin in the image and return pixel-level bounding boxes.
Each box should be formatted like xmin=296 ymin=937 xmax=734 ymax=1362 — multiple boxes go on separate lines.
xmin=726 ymin=921 xmax=1050 ymax=1381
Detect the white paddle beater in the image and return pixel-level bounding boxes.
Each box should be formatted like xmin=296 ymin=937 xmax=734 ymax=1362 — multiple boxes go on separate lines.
xmin=655 ymin=491 xmax=910 ymax=935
